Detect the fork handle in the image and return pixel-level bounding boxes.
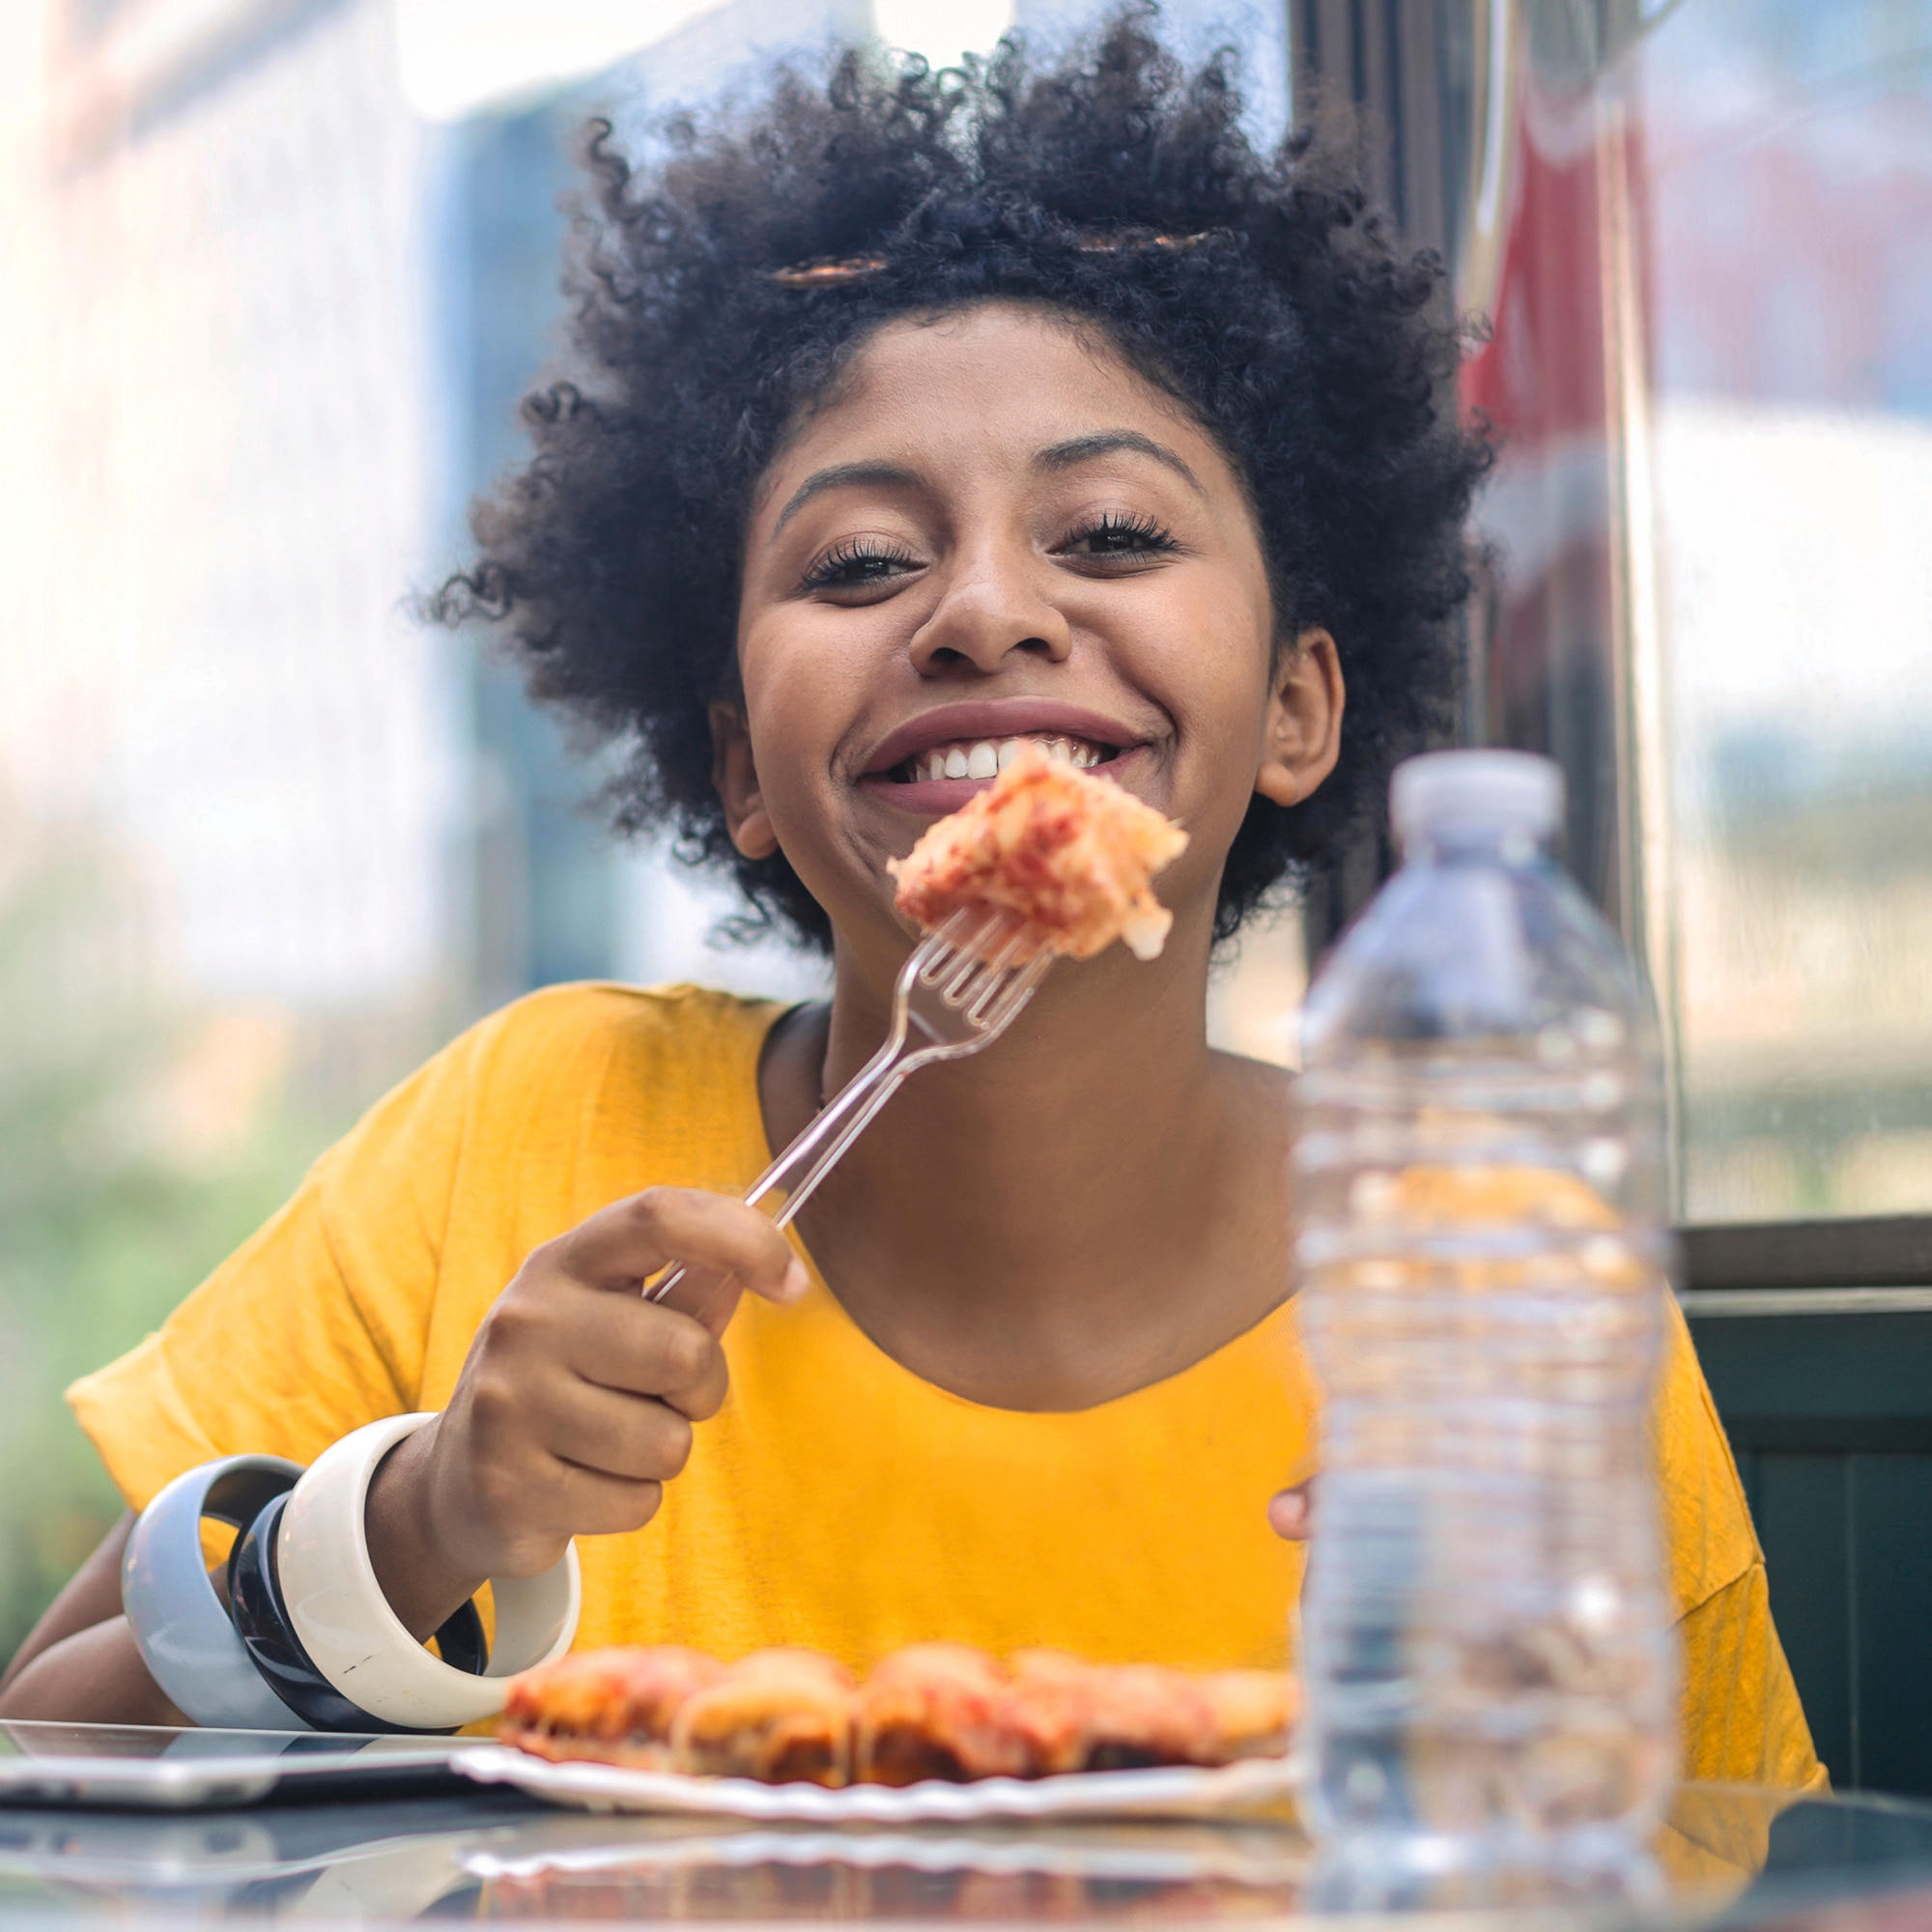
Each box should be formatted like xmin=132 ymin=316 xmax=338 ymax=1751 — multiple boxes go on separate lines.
xmin=644 ymin=1032 xmax=909 ymax=1305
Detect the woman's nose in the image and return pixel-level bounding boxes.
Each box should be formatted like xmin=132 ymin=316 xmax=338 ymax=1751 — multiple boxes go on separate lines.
xmin=907 ymin=552 xmax=1073 ymax=674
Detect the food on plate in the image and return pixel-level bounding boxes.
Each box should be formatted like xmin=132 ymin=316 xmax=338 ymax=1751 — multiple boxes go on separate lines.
xmin=887 ymin=741 xmax=1188 ymax=961
xmin=1077 ymin=1662 xmax=1220 ymax=1770
xmin=671 ymin=1647 xmax=856 ymax=1787
xmin=1007 ymin=1648 xmax=1100 ymax=1776
xmin=500 ymin=1643 xmax=724 ymax=1768
xmin=853 ymin=1641 xmax=1033 ymax=1785
xmin=1197 ymin=1668 xmax=1302 ymax=1765
xmin=501 ymin=1640 xmax=1295 ymax=1786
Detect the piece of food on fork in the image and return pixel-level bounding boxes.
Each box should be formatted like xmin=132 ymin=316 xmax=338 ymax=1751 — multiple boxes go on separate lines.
xmin=888 ymin=740 xmax=1188 ymax=962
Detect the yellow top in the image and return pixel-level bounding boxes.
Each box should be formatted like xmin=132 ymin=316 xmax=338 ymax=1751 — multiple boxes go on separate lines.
xmin=70 ymin=983 xmax=1822 ymax=1789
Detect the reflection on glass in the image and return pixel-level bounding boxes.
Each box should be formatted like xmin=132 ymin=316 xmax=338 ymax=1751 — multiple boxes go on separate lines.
xmin=1642 ymin=0 xmax=1932 ymax=1221
xmin=1467 ymin=0 xmax=1932 ymax=1223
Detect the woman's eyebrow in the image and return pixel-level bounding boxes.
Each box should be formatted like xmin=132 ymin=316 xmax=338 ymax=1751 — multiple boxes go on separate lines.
xmin=773 ymin=461 xmax=922 ymax=534
xmin=1034 ymin=432 xmax=1204 ymax=494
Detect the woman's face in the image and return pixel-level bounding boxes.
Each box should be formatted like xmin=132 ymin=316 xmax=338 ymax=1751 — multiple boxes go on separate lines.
xmin=725 ymin=302 xmax=1339 ymax=962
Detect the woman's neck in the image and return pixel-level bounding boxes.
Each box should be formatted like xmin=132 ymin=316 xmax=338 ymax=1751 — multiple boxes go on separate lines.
xmin=759 ymin=922 xmax=1292 ymax=1411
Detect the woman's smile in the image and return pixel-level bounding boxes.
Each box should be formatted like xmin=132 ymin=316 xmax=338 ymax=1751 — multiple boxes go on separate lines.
xmin=858 ymin=697 xmax=1151 ymax=817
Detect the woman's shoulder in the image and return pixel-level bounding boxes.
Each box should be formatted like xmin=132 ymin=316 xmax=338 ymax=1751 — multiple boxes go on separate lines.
xmin=463 ymin=980 xmax=789 ymax=1150
xmin=324 ymin=981 xmax=788 ymax=1191
xmin=464 ymin=980 xmax=788 ymax=1083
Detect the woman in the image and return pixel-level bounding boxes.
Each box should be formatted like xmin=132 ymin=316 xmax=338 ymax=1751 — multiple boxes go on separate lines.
xmin=0 ymin=17 xmax=1820 ymax=1791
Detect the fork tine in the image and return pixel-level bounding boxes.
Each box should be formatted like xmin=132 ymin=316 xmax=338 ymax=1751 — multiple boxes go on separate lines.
xmin=976 ymin=919 xmax=1028 ymax=978
xmin=677 ymin=911 xmax=1054 ymax=1264
xmin=971 ymin=903 xmax=1015 ymax=950
xmin=914 ymin=908 xmax=974 ymax=984
xmin=971 ymin=904 xmax=1021 ymax=959
xmin=928 ymin=906 xmax=1011 ymax=1004
xmin=967 ymin=946 xmax=1054 ymax=1028
xmin=938 ymin=948 xmax=985 ymax=1003
xmin=962 ymin=968 xmax=1014 ymax=1026
xmin=953 ymin=950 xmax=1014 ymax=1016
xmin=995 ymin=948 xmax=1054 ymax=1016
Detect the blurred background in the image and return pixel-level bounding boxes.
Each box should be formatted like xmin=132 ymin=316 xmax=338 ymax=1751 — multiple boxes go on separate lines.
xmin=1 ymin=0 xmax=1928 ymax=1658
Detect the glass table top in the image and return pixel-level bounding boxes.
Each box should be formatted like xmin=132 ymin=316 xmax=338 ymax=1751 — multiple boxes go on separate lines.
xmin=4 ymin=1726 xmax=1932 ymax=1928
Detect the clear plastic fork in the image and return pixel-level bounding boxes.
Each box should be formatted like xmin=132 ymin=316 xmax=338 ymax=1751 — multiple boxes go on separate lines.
xmin=646 ymin=906 xmax=1052 ymax=1304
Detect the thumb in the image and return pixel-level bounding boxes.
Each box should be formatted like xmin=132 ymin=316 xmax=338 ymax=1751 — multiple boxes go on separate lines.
xmin=656 ymin=1255 xmax=810 ymax=1340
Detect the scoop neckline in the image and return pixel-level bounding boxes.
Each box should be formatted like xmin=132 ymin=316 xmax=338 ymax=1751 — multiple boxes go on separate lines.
xmin=740 ymin=998 xmax=1298 ymax=1422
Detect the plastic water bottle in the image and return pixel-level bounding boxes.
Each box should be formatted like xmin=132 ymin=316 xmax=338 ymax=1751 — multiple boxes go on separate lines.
xmin=1293 ymin=750 xmax=1677 ymax=1904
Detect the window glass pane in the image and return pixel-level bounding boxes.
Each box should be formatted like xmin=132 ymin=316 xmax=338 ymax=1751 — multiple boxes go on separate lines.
xmin=1640 ymin=0 xmax=1932 ymax=1220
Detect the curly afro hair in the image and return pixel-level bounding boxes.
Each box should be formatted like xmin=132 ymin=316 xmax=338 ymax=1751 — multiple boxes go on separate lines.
xmin=436 ymin=10 xmax=1492 ymax=952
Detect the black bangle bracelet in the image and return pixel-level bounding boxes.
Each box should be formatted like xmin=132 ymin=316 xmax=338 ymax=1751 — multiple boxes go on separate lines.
xmin=228 ymin=1491 xmax=488 ymax=1736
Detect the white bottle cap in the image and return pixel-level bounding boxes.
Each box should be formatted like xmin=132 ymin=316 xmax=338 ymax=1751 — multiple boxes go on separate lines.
xmin=1390 ymin=749 xmax=1564 ymax=844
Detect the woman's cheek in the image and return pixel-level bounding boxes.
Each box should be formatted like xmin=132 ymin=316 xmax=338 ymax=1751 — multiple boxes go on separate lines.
xmin=1144 ymin=621 xmax=1275 ymax=844
xmin=738 ymin=661 xmax=874 ymax=890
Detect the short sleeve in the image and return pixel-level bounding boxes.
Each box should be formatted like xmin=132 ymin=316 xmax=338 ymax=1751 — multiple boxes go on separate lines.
xmin=1655 ymin=1296 xmax=1762 ymax=1617
xmin=1654 ymin=1297 xmax=1825 ymax=1791
xmin=1678 ymin=1563 xmax=1827 ymax=1791
xmin=66 ymin=1020 xmax=487 ymax=1510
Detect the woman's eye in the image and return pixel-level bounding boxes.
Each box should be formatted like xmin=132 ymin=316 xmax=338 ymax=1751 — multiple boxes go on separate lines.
xmin=1060 ymin=514 xmax=1179 ymax=562
xmin=800 ymin=541 xmax=919 ymax=593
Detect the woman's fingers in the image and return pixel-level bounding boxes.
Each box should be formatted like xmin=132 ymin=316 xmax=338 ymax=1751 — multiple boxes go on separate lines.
xmin=1268 ymin=1481 xmax=1314 ymax=1541
xmin=556 ymin=1291 xmax=731 ymax=1420
xmin=554 ymin=1186 xmax=807 ymax=1308
xmin=543 ymin=1378 xmax=697 ymax=1488
xmin=541 ymin=1459 xmax=670 ymax=1541
xmin=379 ymin=1183 xmax=809 ymax=1616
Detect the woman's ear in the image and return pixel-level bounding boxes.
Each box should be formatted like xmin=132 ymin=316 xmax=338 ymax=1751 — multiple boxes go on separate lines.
xmin=709 ymin=700 xmax=780 ymax=860
xmin=1254 ymin=627 xmax=1345 ymax=809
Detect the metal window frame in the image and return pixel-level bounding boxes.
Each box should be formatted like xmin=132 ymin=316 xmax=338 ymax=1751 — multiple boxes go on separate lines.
xmin=1683 ymin=1220 xmax=1932 ymax=1295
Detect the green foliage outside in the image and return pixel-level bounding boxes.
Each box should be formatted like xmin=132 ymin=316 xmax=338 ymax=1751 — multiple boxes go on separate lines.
xmin=0 ymin=822 xmax=327 ymax=1665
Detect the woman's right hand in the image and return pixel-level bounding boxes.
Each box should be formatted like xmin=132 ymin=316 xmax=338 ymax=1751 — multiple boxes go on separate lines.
xmin=365 ymin=1186 xmax=807 ymax=1637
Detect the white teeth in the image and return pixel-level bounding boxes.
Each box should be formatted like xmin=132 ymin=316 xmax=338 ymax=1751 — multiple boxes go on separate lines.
xmin=902 ymin=733 xmax=1112 ymax=782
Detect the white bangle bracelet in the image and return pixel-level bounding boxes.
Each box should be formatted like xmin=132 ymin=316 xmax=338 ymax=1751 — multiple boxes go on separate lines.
xmin=274 ymin=1413 xmax=580 ymax=1731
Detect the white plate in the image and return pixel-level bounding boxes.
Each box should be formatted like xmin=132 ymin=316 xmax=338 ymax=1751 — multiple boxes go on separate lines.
xmin=452 ymin=1746 xmax=1298 ymax=1823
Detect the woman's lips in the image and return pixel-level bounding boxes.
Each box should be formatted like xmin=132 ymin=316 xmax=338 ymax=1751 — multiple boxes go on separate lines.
xmin=861 ymin=743 xmax=1150 ymax=815
xmin=860 ymin=700 xmax=1144 ymax=779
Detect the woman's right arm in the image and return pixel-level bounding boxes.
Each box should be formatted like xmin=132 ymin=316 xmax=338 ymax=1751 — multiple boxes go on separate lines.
xmin=3 ymin=1184 xmax=804 ymax=1723
xmin=0 ymin=1515 xmax=184 ymax=1723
